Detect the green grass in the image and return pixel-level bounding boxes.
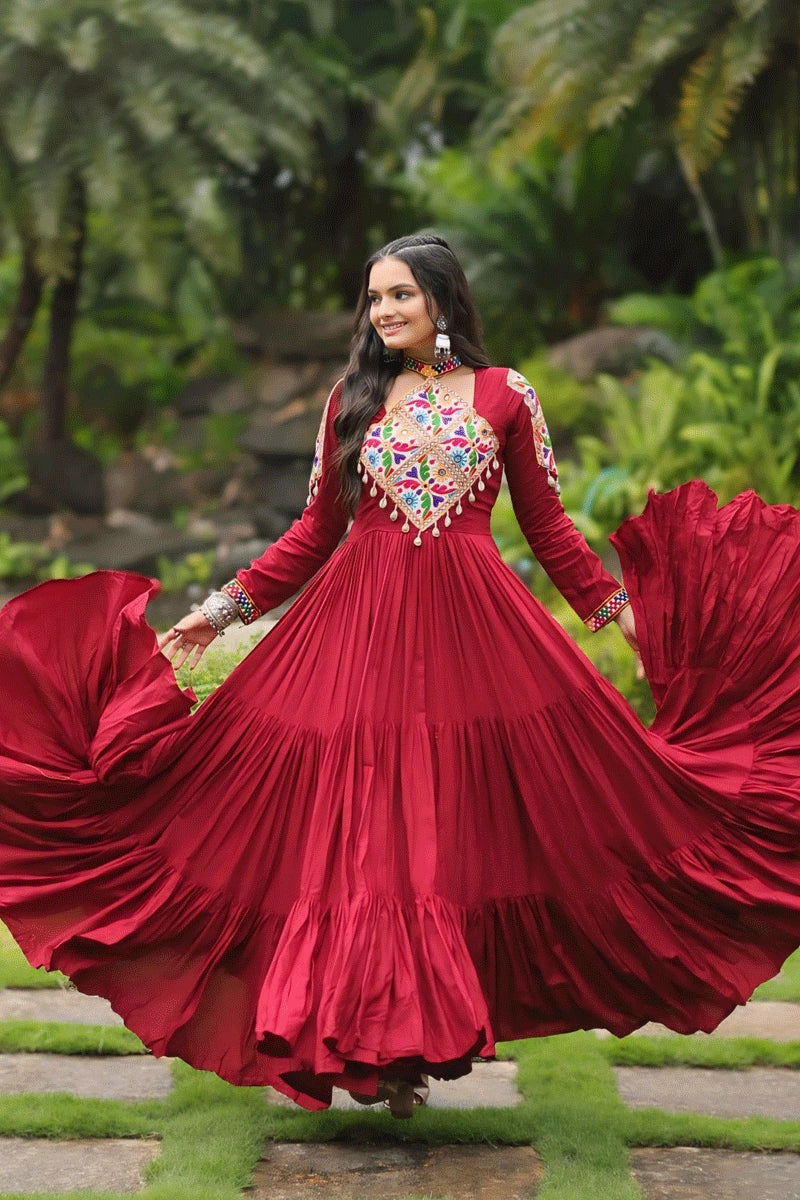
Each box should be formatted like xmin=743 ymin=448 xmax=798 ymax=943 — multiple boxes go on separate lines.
xmin=0 ymin=1021 xmax=143 ymax=1056
xmin=0 ymin=926 xmax=64 ymax=990
xmin=601 ymin=1034 xmax=800 ymax=1070
xmin=754 ymin=947 xmax=800 ymax=1001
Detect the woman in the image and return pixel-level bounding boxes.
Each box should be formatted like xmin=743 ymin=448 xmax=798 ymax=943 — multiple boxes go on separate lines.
xmin=2 ymin=234 xmax=800 ymax=1119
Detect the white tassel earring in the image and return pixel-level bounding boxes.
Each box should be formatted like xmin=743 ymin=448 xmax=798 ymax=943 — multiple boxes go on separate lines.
xmin=434 ymin=315 xmax=451 ymax=361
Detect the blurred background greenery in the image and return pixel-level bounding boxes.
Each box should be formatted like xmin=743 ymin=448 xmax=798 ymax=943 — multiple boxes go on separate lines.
xmin=0 ymin=0 xmax=798 ymax=706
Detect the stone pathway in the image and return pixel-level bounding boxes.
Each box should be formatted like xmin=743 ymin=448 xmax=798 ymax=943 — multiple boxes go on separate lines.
xmin=610 ymin=1002 xmax=800 ymax=1199
xmin=0 ymin=1051 xmax=173 ymax=1101
xmin=0 ymin=1138 xmax=161 ymax=1195
xmin=0 ymin=987 xmax=122 ymax=1025
xmin=615 ymin=1064 xmax=800 ymax=1120
xmin=630 ymin=1147 xmax=800 ymax=1200
xmin=253 ymin=1142 xmax=543 ymax=1200
xmin=597 ymin=999 xmax=800 ymax=1042
xmin=3 ymin=983 xmax=800 ymax=1196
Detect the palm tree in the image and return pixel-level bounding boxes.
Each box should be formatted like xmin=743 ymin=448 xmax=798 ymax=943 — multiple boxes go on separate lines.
xmin=0 ymin=0 xmax=321 ymax=444
xmin=489 ymin=0 xmax=800 ymax=266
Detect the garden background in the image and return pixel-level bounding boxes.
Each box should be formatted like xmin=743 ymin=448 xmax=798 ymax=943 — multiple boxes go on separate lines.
xmin=0 ymin=1 xmax=798 ymax=712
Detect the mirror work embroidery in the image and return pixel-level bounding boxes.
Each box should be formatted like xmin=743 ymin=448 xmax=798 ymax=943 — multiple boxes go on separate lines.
xmin=358 ymin=380 xmax=501 ymax=544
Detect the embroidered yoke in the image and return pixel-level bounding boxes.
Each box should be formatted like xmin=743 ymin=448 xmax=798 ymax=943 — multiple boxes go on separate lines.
xmin=230 ymin=365 xmax=627 ymax=630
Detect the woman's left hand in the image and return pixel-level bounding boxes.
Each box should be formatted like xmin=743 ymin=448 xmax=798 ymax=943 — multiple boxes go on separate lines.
xmin=157 ymin=609 xmax=218 ymax=671
xmin=614 ymin=604 xmax=644 ymax=680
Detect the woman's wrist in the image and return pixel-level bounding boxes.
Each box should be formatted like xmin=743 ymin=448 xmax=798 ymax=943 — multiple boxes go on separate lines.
xmin=200 ymin=591 xmax=240 ymax=636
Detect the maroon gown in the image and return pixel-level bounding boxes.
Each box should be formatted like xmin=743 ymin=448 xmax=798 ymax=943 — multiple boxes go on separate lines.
xmin=1 ymin=365 xmax=800 ymax=1111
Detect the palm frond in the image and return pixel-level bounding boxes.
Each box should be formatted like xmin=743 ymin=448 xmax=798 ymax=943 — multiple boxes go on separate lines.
xmin=677 ymin=15 xmax=771 ymax=173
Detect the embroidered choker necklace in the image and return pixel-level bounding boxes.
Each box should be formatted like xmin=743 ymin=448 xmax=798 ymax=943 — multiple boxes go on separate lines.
xmin=403 ymin=354 xmax=462 ymax=377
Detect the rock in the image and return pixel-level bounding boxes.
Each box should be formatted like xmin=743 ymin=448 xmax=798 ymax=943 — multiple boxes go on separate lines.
xmin=207 ymin=379 xmax=257 ymax=415
xmin=65 ymin=524 xmax=214 ymax=574
xmin=254 ymin=461 xmax=314 ymax=516
xmin=173 ymin=375 xmax=231 ymax=416
xmin=233 ymin=310 xmax=353 ymax=359
xmin=548 ymin=325 xmax=680 ymax=381
xmin=251 ymin=505 xmax=296 ymax=541
xmin=0 ymin=513 xmax=51 ymax=544
xmin=251 ymin=363 xmax=322 ymax=409
xmin=105 ymin=451 xmax=185 ymax=518
xmin=240 ymin=406 xmax=323 ymax=460
xmin=19 ymin=441 xmax=105 ymax=516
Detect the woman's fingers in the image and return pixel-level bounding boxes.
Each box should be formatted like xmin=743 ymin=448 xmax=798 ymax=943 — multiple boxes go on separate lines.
xmin=158 ymin=623 xmax=214 ymax=670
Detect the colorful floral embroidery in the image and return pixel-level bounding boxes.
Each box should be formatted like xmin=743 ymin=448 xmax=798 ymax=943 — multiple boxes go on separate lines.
xmin=506 ymin=369 xmax=560 ymax=493
xmin=585 ymin=588 xmax=630 ymax=632
xmin=222 ymin=578 xmax=261 ymax=625
xmin=306 ymin=386 xmax=337 ymax=505
xmin=360 ymin=380 xmax=500 ymax=543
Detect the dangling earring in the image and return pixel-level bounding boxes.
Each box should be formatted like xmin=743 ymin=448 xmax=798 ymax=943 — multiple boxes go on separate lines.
xmin=434 ymin=315 xmax=451 ymax=361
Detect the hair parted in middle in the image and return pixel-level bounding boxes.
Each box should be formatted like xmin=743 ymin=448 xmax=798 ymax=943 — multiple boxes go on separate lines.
xmin=332 ymin=233 xmax=491 ymax=515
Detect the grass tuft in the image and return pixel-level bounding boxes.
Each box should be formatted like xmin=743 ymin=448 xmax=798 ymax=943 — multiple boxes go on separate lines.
xmin=0 ymin=1021 xmax=144 ymax=1056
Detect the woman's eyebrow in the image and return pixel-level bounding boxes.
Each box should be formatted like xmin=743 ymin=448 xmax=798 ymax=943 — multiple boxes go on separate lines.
xmin=368 ymin=281 xmax=417 ymax=293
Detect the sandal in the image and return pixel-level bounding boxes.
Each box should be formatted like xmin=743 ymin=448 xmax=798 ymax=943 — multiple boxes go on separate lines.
xmin=381 ymin=1074 xmax=430 ymax=1119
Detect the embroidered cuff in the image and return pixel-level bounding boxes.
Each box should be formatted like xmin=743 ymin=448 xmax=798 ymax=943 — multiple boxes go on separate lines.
xmin=585 ymin=587 xmax=630 ymax=632
xmin=221 ymin=578 xmax=262 ymax=625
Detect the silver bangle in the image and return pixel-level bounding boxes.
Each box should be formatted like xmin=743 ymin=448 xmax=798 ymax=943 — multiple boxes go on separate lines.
xmin=200 ymin=591 xmax=240 ymax=636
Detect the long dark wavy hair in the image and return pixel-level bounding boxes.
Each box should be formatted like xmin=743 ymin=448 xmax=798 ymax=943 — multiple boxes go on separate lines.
xmin=332 ymin=233 xmax=491 ymax=515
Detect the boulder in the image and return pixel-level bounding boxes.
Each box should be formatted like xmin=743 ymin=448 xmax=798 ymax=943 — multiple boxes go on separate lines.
xmin=548 ymin=326 xmax=679 ymax=381
xmin=251 ymin=363 xmax=322 ymax=409
xmin=20 ymin=441 xmax=105 ymax=516
xmin=173 ymin=376 xmax=233 ymax=417
xmin=232 ymin=311 xmax=353 ymax=360
xmin=105 ymin=452 xmax=185 ymax=519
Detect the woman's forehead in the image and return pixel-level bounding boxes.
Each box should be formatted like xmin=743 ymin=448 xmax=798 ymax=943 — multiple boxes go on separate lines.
xmin=368 ymin=257 xmax=419 ymax=290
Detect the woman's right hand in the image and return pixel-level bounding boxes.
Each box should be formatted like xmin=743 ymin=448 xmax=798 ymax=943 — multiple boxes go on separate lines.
xmin=157 ymin=609 xmax=218 ymax=671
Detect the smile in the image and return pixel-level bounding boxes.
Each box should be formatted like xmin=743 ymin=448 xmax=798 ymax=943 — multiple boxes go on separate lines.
xmin=381 ymin=323 xmax=406 ymax=335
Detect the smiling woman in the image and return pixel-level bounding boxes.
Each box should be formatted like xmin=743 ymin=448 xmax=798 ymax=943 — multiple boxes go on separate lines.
xmin=2 ymin=234 xmax=800 ymax=1126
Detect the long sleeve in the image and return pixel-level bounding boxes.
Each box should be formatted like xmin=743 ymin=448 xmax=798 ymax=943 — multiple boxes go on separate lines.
xmin=222 ymin=380 xmax=350 ymax=622
xmin=502 ymin=370 xmax=628 ymax=630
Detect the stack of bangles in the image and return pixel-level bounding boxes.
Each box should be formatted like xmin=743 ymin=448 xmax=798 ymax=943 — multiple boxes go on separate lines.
xmin=200 ymin=590 xmax=240 ymax=636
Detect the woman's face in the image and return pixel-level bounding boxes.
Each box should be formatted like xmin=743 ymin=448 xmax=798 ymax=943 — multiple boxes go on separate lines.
xmin=367 ymin=256 xmax=438 ymax=360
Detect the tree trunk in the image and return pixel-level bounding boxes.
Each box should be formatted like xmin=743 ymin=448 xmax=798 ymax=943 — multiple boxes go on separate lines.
xmin=0 ymin=244 xmax=44 ymax=394
xmin=41 ymin=178 xmax=87 ymax=443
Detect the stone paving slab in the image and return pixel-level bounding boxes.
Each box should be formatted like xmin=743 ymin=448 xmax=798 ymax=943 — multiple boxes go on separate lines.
xmin=596 ymin=1000 xmax=800 ymax=1042
xmin=331 ymin=1060 xmax=521 ymax=1111
xmin=253 ymin=1141 xmax=542 ymax=1200
xmin=615 ymin=1066 xmax=800 ymax=1120
xmin=0 ymin=988 xmax=123 ymax=1026
xmin=0 ymin=1137 xmax=160 ymax=1194
xmin=630 ymin=1147 xmax=800 ymax=1200
xmin=0 ymin=1052 xmax=173 ymax=1100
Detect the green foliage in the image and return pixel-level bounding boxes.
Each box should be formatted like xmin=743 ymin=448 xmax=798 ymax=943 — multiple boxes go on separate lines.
xmin=156 ymin=552 xmax=216 ymax=596
xmin=559 ymin=257 xmax=800 ymax=544
xmin=0 ymin=533 xmax=94 ymax=582
xmin=489 ymin=0 xmax=800 ymax=264
xmin=409 ymin=129 xmax=646 ymax=354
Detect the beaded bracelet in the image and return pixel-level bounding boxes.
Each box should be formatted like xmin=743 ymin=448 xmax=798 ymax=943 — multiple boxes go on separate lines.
xmin=585 ymin=588 xmax=630 ymax=632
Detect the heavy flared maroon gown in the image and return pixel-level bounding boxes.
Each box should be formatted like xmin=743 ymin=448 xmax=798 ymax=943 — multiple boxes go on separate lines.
xmin=1 ymin=366 xmax=800 ymax=1110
